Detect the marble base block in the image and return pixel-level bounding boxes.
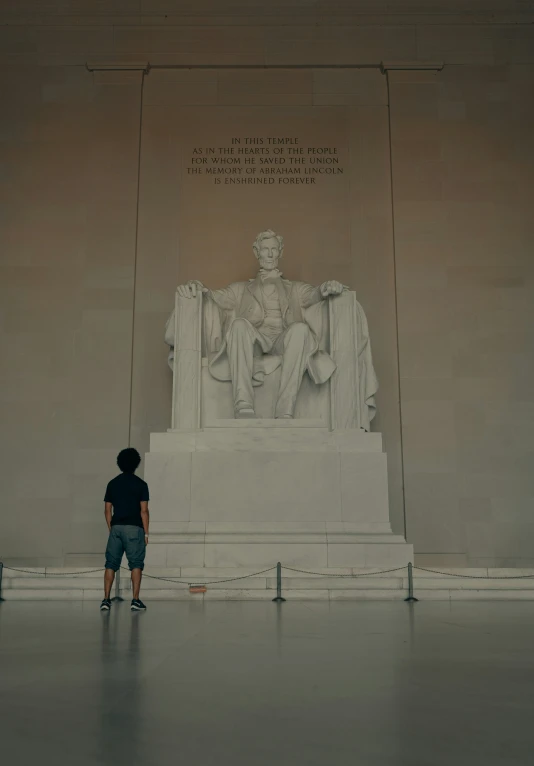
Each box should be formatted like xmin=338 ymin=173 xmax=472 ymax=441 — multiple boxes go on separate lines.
xmin=143 ymin=427 xmax=413 ymax=580
xmin=4 ymin=566 xmax=534 ymax=601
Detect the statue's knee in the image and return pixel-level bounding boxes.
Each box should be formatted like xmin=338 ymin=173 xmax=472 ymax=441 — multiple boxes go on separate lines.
xmin=287 ymin=322 xmax=310 ymax=340
xmin=229 ymin=317 xmax=250 ymax=336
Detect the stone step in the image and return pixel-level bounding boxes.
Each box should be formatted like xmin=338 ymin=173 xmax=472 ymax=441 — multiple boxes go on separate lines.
xmin=2 ymin=565 xmax=534 ymax=601
xmin=203 ymin=419 xmax=326 ymax=428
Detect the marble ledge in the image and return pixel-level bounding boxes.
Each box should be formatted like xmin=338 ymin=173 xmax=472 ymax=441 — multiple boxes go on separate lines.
xmin=149 ymin=521 xmax=392 ymax=533
xmin=139 ymin=578 xmax=269 ymax=591
xmin=150 ymin=428 xmax=383 ymax=453
xmin=1 ymin=590 xmax=83 ymax=600
xmin=6 ymin=588 xmax=534 ymax=601
xmin=440 ymin=591 xmax=534 ymax=601
xmin=2 ymin=567 xmax=47 ymax=578
xmin=148 ymin=531 xmax=404 ymax=545
xmin=2 ymin=578 xmax=108 ymax=590
xmin=86 ymin=60 xmax=150 ymax=72
xmin=328 ymin=590 xmax=408 ymax=601
xmin=265 ymin=577 xmax=405 ymax=590
xmin=199 ymin=419 xmax=324 ymax=428
xmin=146 ymin=522 xmax=395 ymax=533
xmin=410 ymin=577 xmax=534 ymax=590
xmin=179 ymin=566 xmax=349 ymax=577
xmin=380 ymin=60 xmax=444 ymax=71
xmin=412 ymin=567 xmax=534 ymax=578
xmin=5 ymin=579 xmax=534 ymax=601
xmin=204 ymin=533 xmax=405 ymax=544
xmin=7 ymin=568 xmax=532 ymax=589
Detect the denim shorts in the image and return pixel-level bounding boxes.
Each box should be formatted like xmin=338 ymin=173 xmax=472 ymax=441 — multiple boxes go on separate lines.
xmin=105 ymin=525 xmax=146 ymax=571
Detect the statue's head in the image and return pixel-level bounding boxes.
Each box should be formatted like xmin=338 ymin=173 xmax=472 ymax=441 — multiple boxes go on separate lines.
xmin=253 ymin=229 xmax=284 ymax=271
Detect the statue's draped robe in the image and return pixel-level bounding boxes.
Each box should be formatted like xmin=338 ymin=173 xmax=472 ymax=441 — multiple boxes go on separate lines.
xmin=165 ymin=276 xmax=378 ymax=430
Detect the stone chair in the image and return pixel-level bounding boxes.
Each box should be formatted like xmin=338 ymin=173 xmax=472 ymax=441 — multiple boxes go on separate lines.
xmin=168 ymin=289 xmax=377 ymax=431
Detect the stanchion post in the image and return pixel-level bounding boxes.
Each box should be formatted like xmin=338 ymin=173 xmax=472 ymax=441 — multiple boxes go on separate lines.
xmin=0 ymin=562 xmax=4 ymax=602
xmin=272 ymin=562 xmax=286 ymax=603
xmin=404 ymin=562 xmax=418 ymax=603
xmin=111 ymin=567 xmax=124 ymax=602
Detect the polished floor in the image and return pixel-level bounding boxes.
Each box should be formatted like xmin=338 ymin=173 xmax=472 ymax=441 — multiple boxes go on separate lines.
xmin=1 ymin=600 xmax=533 ymax=766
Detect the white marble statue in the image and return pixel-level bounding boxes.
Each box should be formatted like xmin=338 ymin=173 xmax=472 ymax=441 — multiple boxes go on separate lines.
xmin=165 ymin=229 xmax=378 ymax=424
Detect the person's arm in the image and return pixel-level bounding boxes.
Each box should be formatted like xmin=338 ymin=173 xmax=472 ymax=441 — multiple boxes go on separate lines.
xmin=140 ymin=501 xmax=150 ymax=544
xmin=104 ymin=502 xmax=113 ymax=532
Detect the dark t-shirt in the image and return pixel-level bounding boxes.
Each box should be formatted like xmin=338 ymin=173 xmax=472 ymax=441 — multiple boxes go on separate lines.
xmin=104 ymin=473 xmax=149 ymax=529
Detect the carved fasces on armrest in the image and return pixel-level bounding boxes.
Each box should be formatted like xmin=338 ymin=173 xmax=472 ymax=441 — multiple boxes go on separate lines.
xmin=171 ymin=291 xmax=203 ymax=430
xmin=329 ymin=291 xmax=359 ymax=430
xmin=328 ymin=290 xmax=377 ymax=431
xmin=173 ymin=291 xmax=202 ymax=351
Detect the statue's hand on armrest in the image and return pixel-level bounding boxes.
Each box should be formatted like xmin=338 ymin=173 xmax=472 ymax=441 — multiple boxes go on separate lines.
xmin=177 ymin=280 xmax=208 ymax=298
xmin=320 ymin=280 xmax=345 ymax=298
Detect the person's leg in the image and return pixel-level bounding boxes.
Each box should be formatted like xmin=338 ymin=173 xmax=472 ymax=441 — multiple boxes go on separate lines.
xmin=124 ymin=526 xmax=147 ymax=607
xmin=103 ymin=527 xmax=123 ymax=600
xmin=104 ymin=568 xmax=115 ymax=599
xmin=226 ymin=318 xmax=257 ymax=415
xmin=131 ymin=568 xmax=142 ymax=600
xmin=275 ymin=322 xmax=315 ymax=418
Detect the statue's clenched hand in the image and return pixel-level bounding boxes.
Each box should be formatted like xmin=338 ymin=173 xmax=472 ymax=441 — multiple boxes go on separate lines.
xmin=176 ymin=280 xmax=208 ymax=298
xmin=320 ymin=280 xmax=345 ymax=298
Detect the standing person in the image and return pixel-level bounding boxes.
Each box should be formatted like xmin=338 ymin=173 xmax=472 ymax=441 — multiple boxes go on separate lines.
xmin=100 ymin=448 xmax=149 ymax=612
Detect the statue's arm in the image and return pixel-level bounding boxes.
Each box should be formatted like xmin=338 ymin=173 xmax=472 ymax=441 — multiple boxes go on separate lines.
xmin=166 ymin=283 xmax=239 ymax=348
xmin=206 ymin=283 xmax=240 ymax=311
xmin=297 ymin=282 xmax=324 ymax=308
xmin=297 ymin=280 xmax=346 ymax=308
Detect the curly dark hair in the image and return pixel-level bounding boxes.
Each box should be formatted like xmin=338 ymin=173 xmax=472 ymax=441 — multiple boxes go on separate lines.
xmin=117 ymin=448 xmax=141 ymax=474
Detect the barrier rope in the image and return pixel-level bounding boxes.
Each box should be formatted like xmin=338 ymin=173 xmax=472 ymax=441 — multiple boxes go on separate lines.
xmin=2 ymin=566 xmax=104 ymax=576
xmin=414 ymin=566 xmax=534 ymax=580
xmin=282 ymin=565 xmax=408 ymax=577
xmin=1 ymin=564 xmax=277 ymax=586
xmin=135 ymin=565 xmax=277 ymax=586
xmin=4 ymin=564 xmax=534 ymax=584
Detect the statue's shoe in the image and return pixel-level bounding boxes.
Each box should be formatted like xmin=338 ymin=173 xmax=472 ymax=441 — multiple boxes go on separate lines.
xmin=236 ymin=407 xmax=256 ymax=419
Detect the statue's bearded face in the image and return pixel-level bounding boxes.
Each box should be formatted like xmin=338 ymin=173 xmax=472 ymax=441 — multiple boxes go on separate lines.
xmin=255 ymin=237 xmax=281 ymax=271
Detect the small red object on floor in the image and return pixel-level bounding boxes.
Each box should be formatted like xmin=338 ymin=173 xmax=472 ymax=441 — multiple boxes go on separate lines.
xmin=189 ymin=585 xmax=207 ymax=594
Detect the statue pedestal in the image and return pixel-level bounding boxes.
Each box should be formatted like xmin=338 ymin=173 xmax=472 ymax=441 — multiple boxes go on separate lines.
xmin=143 ymin=424 xmax=412 ymax=584
xmin=155 ymin=286 xmax=412 ymax=598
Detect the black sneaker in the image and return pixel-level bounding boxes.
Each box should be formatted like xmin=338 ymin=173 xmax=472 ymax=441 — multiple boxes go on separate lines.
xmin=100 ymin=598 xmax=111 ymax=611
xmin=131 ymin=599 xmax=146 ymax=612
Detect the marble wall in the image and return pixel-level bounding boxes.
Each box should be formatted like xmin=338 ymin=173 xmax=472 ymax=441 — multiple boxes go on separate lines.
xmin=0 ymin=1 xmax=533 ymax=566
xmin=389 ymin=65 xmax=534 ymax=566
xmin=0 ymin=66 xmax=142 ymax=564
